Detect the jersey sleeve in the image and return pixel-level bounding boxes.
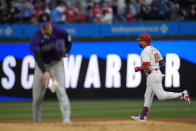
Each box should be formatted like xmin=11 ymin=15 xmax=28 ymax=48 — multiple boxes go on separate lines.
xmin=30 ymin=32 xmax=41 ymax=52
xmin=56 ymin=27 xmax=70 ymax=40
xmin=140 ymin=48 xmax=151 ymax=67
xmin=56 ymin=27 xmax=72 ymax=54
xmin=140 ymin=49 xmax=150 ymax=63
xmin=157 ymin=50 xmax=163 ymax=61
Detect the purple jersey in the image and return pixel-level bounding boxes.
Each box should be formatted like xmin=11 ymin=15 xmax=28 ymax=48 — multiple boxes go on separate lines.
xmin=30 ymin=26 xmax=71 ymax=63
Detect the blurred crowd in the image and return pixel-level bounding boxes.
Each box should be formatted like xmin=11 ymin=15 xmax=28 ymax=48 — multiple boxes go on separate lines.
xmin=0 ymin=0 xmax=196 ymax=24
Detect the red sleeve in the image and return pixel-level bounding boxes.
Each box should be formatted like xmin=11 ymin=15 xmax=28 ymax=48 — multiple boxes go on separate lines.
xmin=142 ymin=62 xmax=150 ymax=67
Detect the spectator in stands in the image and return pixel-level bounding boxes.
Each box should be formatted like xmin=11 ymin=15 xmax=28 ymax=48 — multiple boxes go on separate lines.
xmin=157 ymin=0 xmax=170 ymax=20
xmin=111 ymin=0 xmax=118 ymax=23
xmin=169 ymin=2 xmax=180 ymax=21
xmin=50 ymin=3 xmax=63 ymax=24
xmin=1 ymin=0 xmax=196 ymax=24
xmin=0 ymin=2 xmax=9 ymax=24
xmin=92 ymin=1 xmax=102 ymax=23
xmin=136 ymin=0 xmax=144 ymax=15
xmin=134 ymin=0 xmax=145 ymax=21
xmin=22 ymin=0 xmax=34 ymax=23
xmin=56 ymin=1 xmax=66 ymax=23
xmin=151 ymin=0 xmax=160 ymax=20
xmin=76 ymin=10 xmax=86 ymax=24
xmin=118 ymin=0 xmax=126 ymax=22
xmin=30 ymin=0 xmax=45 ymax=24
xmin=76 ymin=3 xmax=86 ymax=24
xmin=126 ymin=8 xmax=135 ymax=23
xmin=102 ymin=1 xmax=113 ymax=24
xmin=190 ymin=5 xmax=196 ymax=20
xmin=140 ymin=3 xmax=152 ymax=20
xmin=129 ymin=0 xmax=137 ymax=16
xmin=145 ymin=0 xmax=152 ymax=5
xmin=85 ymin=2 xmax=93 ymax=23
xmin=14 ymin=0 xmax=23 ymax=23
xmin=64 ymin=2 xmax=77 ymax=23
xmin=8 ymin=0 xmax=19 ymax=24
xmin=180 ymin=8 xmax=189 ymax=21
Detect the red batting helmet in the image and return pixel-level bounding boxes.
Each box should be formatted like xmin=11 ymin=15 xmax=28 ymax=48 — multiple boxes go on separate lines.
xmin=137 ymin=33 xmax=152 ymax=44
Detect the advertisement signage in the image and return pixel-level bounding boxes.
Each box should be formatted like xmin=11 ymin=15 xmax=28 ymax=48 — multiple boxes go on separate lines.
xmin=2 ymin=22 xmax=196 ymax=38
xmin=0 ymin=41 xmax=196 ymax=99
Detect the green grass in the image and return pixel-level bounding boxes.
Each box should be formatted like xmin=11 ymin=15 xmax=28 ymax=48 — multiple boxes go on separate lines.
xmin=0 ymin=99 xmax=195 ymax=120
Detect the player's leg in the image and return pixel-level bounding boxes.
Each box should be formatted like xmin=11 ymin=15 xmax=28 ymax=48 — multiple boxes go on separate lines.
xmin=146 ymin=91 xmax=154 ymax=108
xmin=150 ymin=71 xmax=182 ymax=100
xmin=32 ymin=64 xmax=47 ymax=123
xmin=138 ymin=87 xmax=154 ymax=120
xmin=144 ymin=77 xmax=155 ymax=109
xmin=140 ymin=77 xmax=155 ymax=120
xmin=50 ymin=59 xmax=71 ymax=123
xmin=130 ymin=78 xmax=154 ymax=121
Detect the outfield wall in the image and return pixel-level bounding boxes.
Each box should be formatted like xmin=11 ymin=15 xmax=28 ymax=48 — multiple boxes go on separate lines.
xmin=0 ymin=22 xmax=196 ymax=38
xmin=0 ymin=41 xmax=196 ymax=100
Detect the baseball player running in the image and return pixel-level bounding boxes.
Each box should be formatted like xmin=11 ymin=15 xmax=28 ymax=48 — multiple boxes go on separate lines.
xmin=30 ymin=12 xmax=72 ymax=123
xmin=130 ymin=33 xmax=192 ymax=121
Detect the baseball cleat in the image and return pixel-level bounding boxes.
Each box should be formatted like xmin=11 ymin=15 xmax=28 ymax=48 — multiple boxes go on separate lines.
xmin=130 ymin=116 xmax=146 ymax=122
xmin=62 ymin=119 xmax=72 ymax=124
xmin=182 ymin=90 xmax=192 ymax=106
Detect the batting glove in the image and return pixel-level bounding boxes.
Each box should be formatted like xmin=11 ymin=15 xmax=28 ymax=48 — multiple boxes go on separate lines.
xmin=135 ymin=67 xmax=142 ymax=72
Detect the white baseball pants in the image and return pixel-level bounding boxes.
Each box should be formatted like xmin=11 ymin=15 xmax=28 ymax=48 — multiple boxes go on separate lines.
xmin=32 ymin=58 xmax=71 ymax=123
xmin=144 ymin=70 xmax=182 ymax=108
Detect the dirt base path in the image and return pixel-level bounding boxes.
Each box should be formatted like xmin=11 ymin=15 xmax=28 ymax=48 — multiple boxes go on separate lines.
xmin=0 ymin=118 xmax=196 ymax=131
xmin=1 ymin=118 xmax=196 ymax=124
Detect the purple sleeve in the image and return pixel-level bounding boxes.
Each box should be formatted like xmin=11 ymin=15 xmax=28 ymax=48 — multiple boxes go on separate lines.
xmin=54 ymin=26 xmax=72 ymax=54
xmin=30 ymin=31 xmax=41 ymax=52
xmin=54 ymin=26 xmax=70 ymax=40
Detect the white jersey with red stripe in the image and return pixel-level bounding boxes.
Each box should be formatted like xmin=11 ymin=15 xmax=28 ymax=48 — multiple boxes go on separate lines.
xmin=139 ymin=45 xmax=183 ymax=111
xmin=140 ymin=46 xmax=163 ymax=72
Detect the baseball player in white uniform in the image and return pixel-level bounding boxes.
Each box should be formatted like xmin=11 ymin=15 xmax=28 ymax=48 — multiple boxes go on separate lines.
xmin=130 ymin=33 xmax=192 ymax=121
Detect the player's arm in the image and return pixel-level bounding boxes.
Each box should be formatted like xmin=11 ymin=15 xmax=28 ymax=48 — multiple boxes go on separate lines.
xmin=34 ymin=51 xmax=46 ymax=72
xmin=34 ymin=51 xmax=51 ymax=86
xmin=159 ymin=59 xmax=165 ymax=74
xmin=157 ymin=50 xmax=165 ymax=67
xmin=142 ymin=62 xmax=150 ymax=70
xmin=135 ymin=62 xmax=150 ymax=72
xmin=30 ymin=32 xmax=50 ymax=86
xmin=64 ymin=34 xmax=72 ymax=57
xmin=57 ymin=27 xmax=72 ymax=57
xmin=159 ymin=59 xmax=165 ymax=67
xmin=135 ymin=51 xmax=150 ymax=72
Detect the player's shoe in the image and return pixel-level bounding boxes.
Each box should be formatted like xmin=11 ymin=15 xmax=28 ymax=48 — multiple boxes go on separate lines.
xmin=182 ymin=90 xmax=192 ymax=106
xmin=130 ymin=116 xmax=147 ymax=122
xmin=62 ymin=119 xmax=72 ymax=124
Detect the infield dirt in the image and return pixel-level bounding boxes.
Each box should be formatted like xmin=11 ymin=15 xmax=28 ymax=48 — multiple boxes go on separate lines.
xmin=0 ymin=118 xmax=196 ymax=131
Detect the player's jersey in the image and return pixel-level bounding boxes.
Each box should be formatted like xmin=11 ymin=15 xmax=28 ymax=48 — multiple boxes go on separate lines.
xmin=140 ymin=46 xmax=163 ymax=72
xmin=30 ymin=26 xmax=71 ymax=64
